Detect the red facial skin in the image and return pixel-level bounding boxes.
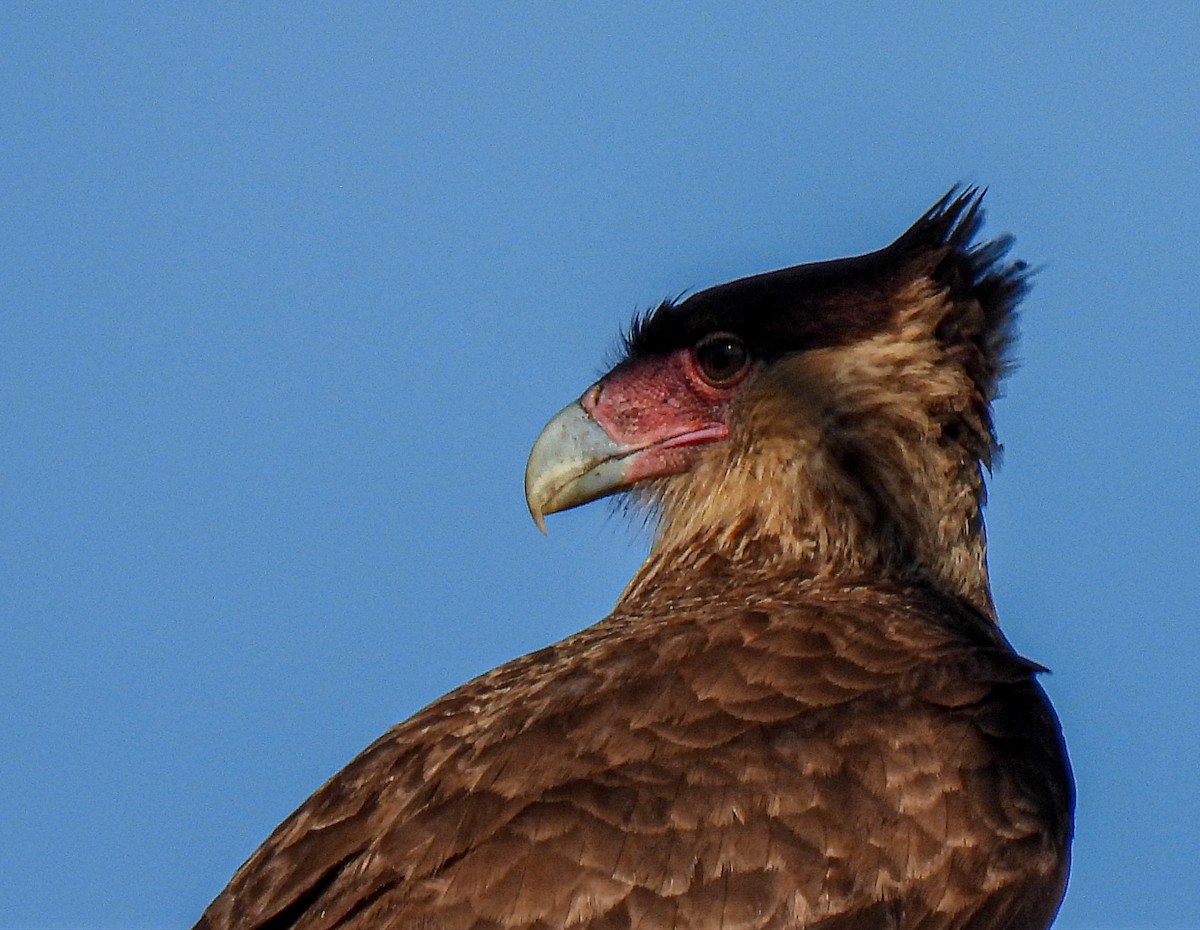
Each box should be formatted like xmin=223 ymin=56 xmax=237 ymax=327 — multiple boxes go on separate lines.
xmin=581 ymin=347 xmax=747 ymax=483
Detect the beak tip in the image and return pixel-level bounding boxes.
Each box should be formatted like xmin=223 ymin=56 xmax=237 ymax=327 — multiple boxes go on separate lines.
xmin=524 ymin=469 xmax=549 ymax=534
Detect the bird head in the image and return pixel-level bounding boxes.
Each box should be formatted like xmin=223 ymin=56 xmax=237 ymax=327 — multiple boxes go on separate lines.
xmin=525 ymin=189 xmax=1027 ymax=616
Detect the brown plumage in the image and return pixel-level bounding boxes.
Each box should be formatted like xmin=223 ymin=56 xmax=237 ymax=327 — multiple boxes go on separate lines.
xmin=196 ymin=189 xmax=1073 ymax=930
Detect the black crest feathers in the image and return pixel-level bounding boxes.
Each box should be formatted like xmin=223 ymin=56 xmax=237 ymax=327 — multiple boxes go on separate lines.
xmin=623 ymin=187 xmax=1029 ymax=389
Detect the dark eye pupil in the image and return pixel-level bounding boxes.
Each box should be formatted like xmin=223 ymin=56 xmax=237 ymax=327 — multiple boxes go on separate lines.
xmin=696 ymin=334 xmax=748 ymax=384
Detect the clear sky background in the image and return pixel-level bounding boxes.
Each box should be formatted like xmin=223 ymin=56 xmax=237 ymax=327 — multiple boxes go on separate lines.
xmin=3 ymin=5 xmax=1197 ymax=929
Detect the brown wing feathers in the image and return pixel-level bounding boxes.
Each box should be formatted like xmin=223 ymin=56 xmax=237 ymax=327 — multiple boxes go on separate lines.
xmin=199 ymin=581 xmax=1070 ymax=929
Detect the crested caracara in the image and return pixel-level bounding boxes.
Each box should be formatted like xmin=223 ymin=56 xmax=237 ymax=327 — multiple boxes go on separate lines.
xmin=195 ymin=188 xmax=1073 ymax=930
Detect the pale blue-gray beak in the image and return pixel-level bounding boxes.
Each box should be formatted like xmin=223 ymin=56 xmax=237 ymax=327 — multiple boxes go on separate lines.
xmin=524 ymin=399 xmax=633 ymax=533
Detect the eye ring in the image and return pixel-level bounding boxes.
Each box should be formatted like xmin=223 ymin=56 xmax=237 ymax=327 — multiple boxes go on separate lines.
xmin=693 ymin=332 xmax=750 ymax=387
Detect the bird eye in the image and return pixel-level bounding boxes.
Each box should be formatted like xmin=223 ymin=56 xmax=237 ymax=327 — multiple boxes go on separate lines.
xmin=693 ymin=333 xmax=750 ymax=387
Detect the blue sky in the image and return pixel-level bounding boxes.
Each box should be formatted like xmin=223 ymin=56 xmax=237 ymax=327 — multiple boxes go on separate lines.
xmin=3 ymin=5 xmax=1197 ymax=928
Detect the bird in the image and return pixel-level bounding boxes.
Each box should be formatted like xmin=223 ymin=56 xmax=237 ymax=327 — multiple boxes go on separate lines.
xmin=195 ymin=188 xmax=1073 ymax=930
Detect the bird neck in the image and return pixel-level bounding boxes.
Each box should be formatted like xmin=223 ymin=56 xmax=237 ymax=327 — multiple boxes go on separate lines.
xmin=619 ymin=418 xmax=996 ymax=620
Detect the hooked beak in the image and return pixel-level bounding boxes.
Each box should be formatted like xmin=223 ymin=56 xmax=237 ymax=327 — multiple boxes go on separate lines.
xmin=524 ymin=389 xmax=728 ymax=532
xmin=524 ymin=399 xmax=636 ymax=533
